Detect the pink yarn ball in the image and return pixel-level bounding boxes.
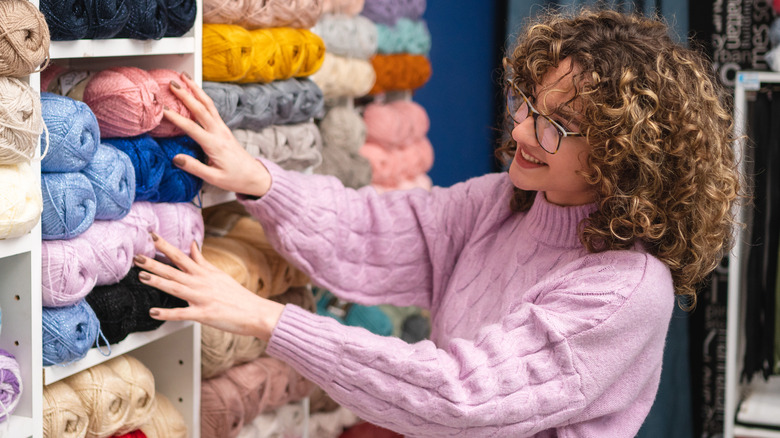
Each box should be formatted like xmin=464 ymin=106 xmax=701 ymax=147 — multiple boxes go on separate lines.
xmin=118 ymin=201 xmax=160 ymax=258
xmin=388 ymin=100 xmax=429 ymax=139
xmin=359 ymin=141 xmax=399 ymax=187
xmin=410 ymin=137 xmax=434 ymax=176
xmin=42 ymin=238 xmax=99 ymax=307
xmin=83 ymin=66 xmax=163 ymax=138
xmin=150 ymin=202 xmax=204 ymax=257
xmin=362 ymin=102 xmax=412 ymax=149
xmin=147 ymin=69 xmax=193 ymax=137
xmin=413 ymin=173 xmax=433 ymax=190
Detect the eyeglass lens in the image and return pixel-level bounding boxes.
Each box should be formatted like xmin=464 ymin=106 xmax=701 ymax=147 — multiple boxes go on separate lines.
xmin=507 ymin=93 xmax=560 ymax=153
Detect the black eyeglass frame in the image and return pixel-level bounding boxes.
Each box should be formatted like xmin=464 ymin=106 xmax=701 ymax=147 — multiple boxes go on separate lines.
xmin=506 ymin=78 xmax=584 ymax=154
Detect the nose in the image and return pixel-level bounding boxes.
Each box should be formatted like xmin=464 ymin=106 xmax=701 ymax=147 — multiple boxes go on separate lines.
xmin=511 ymin=115 xmax=536 ymax=146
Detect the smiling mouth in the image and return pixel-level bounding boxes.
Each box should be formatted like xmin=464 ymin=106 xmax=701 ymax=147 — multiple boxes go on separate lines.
xmin=519 ymin=149 xmax=544 ymax=165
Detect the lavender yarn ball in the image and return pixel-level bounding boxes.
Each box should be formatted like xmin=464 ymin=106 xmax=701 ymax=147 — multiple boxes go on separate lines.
xmin=41 ymin=172 xmax=97 ymax=240
xmin=40 ymin=92 xmax=100 ymax=172
xmin=42 ymin=299 xmax=100 ymax=366
xmin=42 ymin=238 xmax=99 ymax=307
xmin=81 ymin=143 xmax=136 ymax=220
xmin=0 ymin=349 xmax=22 ymax=421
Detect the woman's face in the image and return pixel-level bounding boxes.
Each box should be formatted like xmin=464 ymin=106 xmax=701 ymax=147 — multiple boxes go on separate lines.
xmin=508 ymin=58 xmax=595 ymax=206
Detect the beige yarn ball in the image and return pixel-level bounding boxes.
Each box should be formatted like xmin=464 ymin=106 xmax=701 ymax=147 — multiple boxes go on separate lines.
xmin=0 ymin=0 xmax=50 ymax=78
xmin=0 ymin=77 xmax=43 ymax=164
xmin=42 ymin=380 xmax=89 ymax=438
xmin=63 ymin=363 xmax=132 ymax=438
xmin=104 ymin=355 xmax=157 ymax=434
xmin=0 ymin=162 xmax=42 ymax=240
xmin=139 ymin=392 xmax=188 ymax=438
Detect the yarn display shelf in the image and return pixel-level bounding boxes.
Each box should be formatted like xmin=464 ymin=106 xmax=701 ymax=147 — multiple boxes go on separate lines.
xmin=5 ymin=414 xmax=33 ymax=437
xmin=733 ymin=426 xmax=780 ymax=438
xmin=43 ymin=320 xmax=194 ymax=385
xmin=49 ymin=37 xmax=197 ymax=60
xmin=0 ymin=232 xmax=36 ymax=258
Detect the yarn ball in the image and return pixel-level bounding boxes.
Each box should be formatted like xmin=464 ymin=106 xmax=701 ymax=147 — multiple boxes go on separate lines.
xmin=43 ymin=380 xmax=90 ymax=438
xmin=313 ymin=13 xmax=378 ymax=60
xmin=0 ymin=77 xmax=43 ymax=164
xmin=42 ymin=237 xmax=99 ymax=307
xmin=164 ymin=0 xmax=198 ymax=37
xmin=233 ymin=122 xmax=323 ymax=172
xmin=115 ymin=0 xmax=169 ymax=40
xmin=315 ymin=289 xmax=393 ymax=336
xmin=362 ymin=101 xmax=414 ymax=149
xmin=138 ymin=393 xmax=187 ymax=438
xmin=0 ymin=0 xmax=50 ymax=77
xmin=322 ymin=0 xmax=365 ymax=16
xmin=315 ymin=145 xmax=373 ymax=189
xmin=401 ymin=313 xmax=431 ymax=343
xmin=200 ymin=376 xmax=246 ymax=438
xmin=39 ymin=0 xmax=89 ymax=40
xmin=203 ymin=82 xmax=244 ymax=128
xmin=0 ymin=162 xmax=43 ymax=240
xmin=40 ymin=171 xmax=97 ymax=240
xmin=240 ymin=28 xmax=326 ymax=84
xmin=241 ymin=0 xmax=323 ymax=29
xmin=79 ymin=219 xmax=136 ymax=286
xmin=201 ymin=235 xmax=272 ymax=295
xmin=359 ymin=141 xmax=400 ymax=187
xmin=310 ymin=53 xmax=376 ymax=99
xmin=237 ymin=78 xmax=324 ymax=131
xmin=389 ymin=99 xmax=430 ymax=139
xmin=202 ymin=24 xmax=254 ymax=82
xmin=83 ymin=0 xmax=131 ymax=39
xmin=82 ymin=67 xmax=163 ymax=138
xmin=151 ymin=136 xmax=204 ymax=203
xmin=41 ymin=299 xmax=100 ymax=366
xmin=203 ymin=0 xmax=246 ymax=25
xmin=150 ymin=201 xmax=204 ymax=257
xmin=40 ymin=92 xmax=100 ymax=172
xmin=119 ymin=201 xmax=159 ymax=258
xmin=147 ymin=69 xmax=193 ymax=137
xmin=320 ymin=104 xmax=366 ymax=150
xmin=81 ymin=143 xmax=136 ymax=220
xmin=104 ymin=355 xmax=156 ymax=435
xmin=63 ymin=363 xmax=132 ymax=438
xmin=86 ymin=267 xmax=188 ymax=344
xmin=0 ymin=349 xmax=22 ymax=421
xmin=113 ymin=431 xmax=148 ymax=438
xmin=360 ymin=0 xmax=426 ymax=26
xmin=103 ymin=135 xmax=167 ymax=202
xmin=376 ymin=17 xmax=432 ymax=55
xmin=369 ymin=53 xmax=432 ymax=94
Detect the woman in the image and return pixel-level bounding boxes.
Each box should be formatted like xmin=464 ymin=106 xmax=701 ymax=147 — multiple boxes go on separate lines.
xmin=134 ymin=8 xmax=739 ymax=437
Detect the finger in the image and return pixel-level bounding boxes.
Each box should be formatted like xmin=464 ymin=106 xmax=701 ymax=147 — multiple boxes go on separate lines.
xmin=169 ymin=81 xmax=220 ymax=131
xmin=190 ymin=240 xmax=207 ymax=265
xmin=138 ymin=270 xmax=197 ymax=303
xmin=134 ymin=254 xmax=190 ymax=283
xmin=149 ymin=306 xmax=194 ymax=322
xmin=180 ymin=72 xmax=222 ymax=120
xmin=151 ymin=232 xmax=202 ymax=274
xmin=162 ymin=108 xmax=215 ymax=149
xmin=172 ymin=153 xmax=223 ymax=184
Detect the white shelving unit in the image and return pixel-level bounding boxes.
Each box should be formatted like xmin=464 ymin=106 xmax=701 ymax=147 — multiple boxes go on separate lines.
xmin=725 ymin=70 xmax=780 ymax=438
xmin=0 ymin=2 xmax=205 ymax=437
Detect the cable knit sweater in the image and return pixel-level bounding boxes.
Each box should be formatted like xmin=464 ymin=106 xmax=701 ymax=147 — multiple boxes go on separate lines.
xmin=238 ymin=159 xmax=676 ymax=438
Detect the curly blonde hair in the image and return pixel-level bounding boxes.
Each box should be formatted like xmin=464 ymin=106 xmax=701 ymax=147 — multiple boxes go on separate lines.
xmin=497 ymin=8 xmax=740 ymax=308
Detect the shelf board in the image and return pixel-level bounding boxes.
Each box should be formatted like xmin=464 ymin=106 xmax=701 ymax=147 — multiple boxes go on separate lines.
xmin=43 ymin=320 xmax=193 ymax=385
xmin=50 ymin=37 xmax=196 ymax=59
xmin=0 ymin=233 xmax=34 ymax=259
xmin=201 ymin=185 xmax=236 ymax=209
xmin=4 ymin=414 xmax=33 ymax=438
xmin=734 ymin=425 xmax=780 ymax=438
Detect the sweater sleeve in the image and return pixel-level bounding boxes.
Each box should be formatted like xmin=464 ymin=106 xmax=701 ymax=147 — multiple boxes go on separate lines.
xmin=239 ymin=159 xmax=512 ymax=309
xmin=266 ymin=252 xmax=675 ymax=437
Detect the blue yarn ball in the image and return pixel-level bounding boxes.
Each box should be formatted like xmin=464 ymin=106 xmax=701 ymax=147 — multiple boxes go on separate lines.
xmin=42 ymin=299 xmax=100 ymax=366
xmin=85 ymin=0 xmax=131 ymax=39
xmin=104 ymin=135 xmax=167 ymax=201
xmin=151 ymin=136 xmax=204 ymax=203
xmin=316 ymin=290 xmax=394 ymax=336
xmin=377 ymin=18 xmax=431 ymax=55
xmin=40 ymin=93 xmax=101 ymax=173
xmin=41 ymin=172 xmax=97 ymax=240
xmin=81 ymin=143 xmax=136 ymax=220
xmin=164 ymin=0 xmax=197 ymax=37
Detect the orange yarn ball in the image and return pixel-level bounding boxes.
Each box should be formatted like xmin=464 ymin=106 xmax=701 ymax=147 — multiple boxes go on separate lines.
xmin=369 ymin=54 xmax=431 ymax=94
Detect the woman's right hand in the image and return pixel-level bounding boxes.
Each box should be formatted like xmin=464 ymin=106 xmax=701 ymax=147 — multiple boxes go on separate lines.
xmin=162 ymin=73 xmax=272 ymax=197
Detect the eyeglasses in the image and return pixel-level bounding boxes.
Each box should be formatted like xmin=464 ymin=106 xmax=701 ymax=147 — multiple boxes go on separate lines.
xmin=506 ymin=78 xmax=583 ymax=154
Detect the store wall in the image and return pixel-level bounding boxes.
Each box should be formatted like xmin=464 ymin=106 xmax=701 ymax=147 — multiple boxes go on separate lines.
xmin=414 ymin=2 xmax=506 ymax=188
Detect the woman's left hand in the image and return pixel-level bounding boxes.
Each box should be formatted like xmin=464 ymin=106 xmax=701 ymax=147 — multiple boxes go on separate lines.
xmin=134 ymin=233 xmax=285 ymax=341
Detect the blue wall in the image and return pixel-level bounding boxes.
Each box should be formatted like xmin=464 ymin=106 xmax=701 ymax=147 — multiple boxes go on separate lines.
xmin=414 ymin=1 xmax=504 ymax=188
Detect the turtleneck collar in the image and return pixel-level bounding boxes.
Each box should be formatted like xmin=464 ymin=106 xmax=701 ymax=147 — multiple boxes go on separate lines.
xmin=521 ymin=191 xmax=598 ymax=248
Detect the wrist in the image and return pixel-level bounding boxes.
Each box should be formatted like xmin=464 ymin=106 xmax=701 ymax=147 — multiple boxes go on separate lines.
xmin=240 ymin=160 xmax=272 ymax=198
xmin=253 ymin=299 xmax=285 ymax=342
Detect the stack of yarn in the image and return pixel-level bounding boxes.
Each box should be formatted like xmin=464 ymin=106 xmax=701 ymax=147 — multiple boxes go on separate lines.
xmin=360 ymin=99 xmax=434 ymax=191
xmin=198 ymin=203 xmax=320 ymax=438
xmin=42 ymin=355 xmax=187 ymax=438
xmin=39 ymin=0 xmax=197 ymax=41
xmin=0 ymin=0 xmax=49 ymax=240
xmin=309 ymin=4 xmax=375 ymax=189
xmin=360 ymin=0 xmax=431 ymax=95
xmin=201 ymin=0 xmax=327 ymax=186
xmin=39 ymin=65 xmax=204 ymax=365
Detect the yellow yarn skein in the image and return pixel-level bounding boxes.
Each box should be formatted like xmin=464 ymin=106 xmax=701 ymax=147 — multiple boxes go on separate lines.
xmin=202 ymin=23 xmax=254 ymax=82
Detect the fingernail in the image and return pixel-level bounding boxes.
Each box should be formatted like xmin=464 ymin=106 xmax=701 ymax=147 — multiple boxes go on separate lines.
xmin=182 ymin=71 xmax=192 ymax=80
xmin=163 ymin=105 xmax=170 ymax=111
xmin=172 ymin=155 xmax=185 ymax=167
xmin=149 ymin=309 xmax=160 ymax=317
xmin=150 ymin=232 xmax=159 ymax=242
xmin=170 ymin=80 xmax=181 ymax=89
xmin=133 ymin=254 xmax=146 ymax=264
xmin=139 ymin=271 xmax=151 ymax=281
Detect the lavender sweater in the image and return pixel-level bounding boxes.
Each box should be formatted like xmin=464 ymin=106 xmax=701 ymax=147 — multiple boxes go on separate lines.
xmin=239 ymin=160 xmax=675 ymax=437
